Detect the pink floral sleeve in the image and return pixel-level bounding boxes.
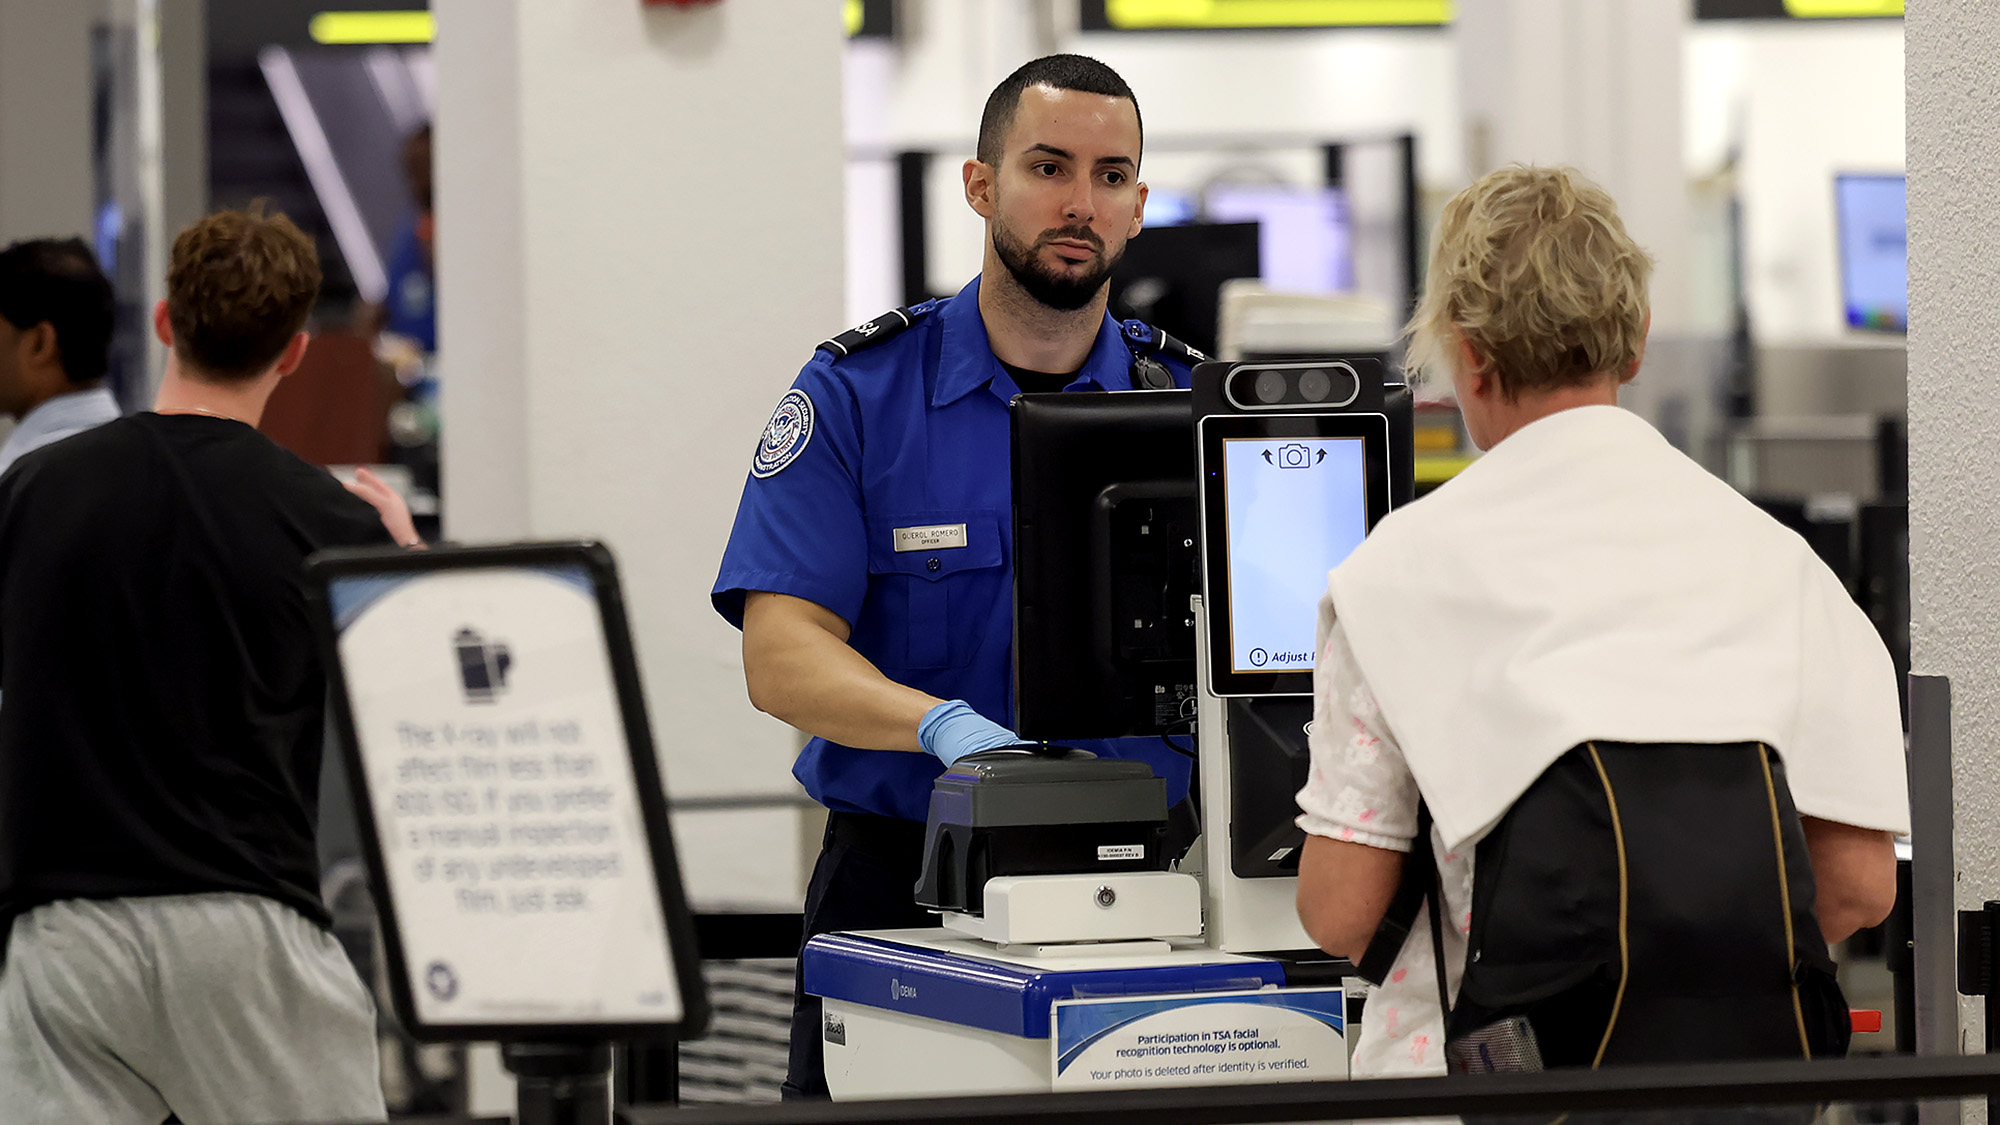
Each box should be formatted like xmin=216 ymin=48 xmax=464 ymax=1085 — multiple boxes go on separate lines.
xmin=1295 ymin=592 xmax=1419 ymax=851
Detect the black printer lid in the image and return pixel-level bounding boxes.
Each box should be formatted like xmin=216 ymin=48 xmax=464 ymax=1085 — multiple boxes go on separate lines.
xmin=931 ymin=748 xmax=1167 ymax=827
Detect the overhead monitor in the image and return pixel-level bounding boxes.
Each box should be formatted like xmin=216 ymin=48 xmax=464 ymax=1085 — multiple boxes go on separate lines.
xmin=1198 ymin=410 xmax=1391 ymax=697
xmin=1835 ymin=173 xmax=1907 ymax=333
xmin=305 ymin=541 xmax=708 ymax=1042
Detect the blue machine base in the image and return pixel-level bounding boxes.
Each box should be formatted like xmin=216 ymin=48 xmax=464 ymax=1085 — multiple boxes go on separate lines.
xmin=803 ymin=933 xmax=1287 ymax=1040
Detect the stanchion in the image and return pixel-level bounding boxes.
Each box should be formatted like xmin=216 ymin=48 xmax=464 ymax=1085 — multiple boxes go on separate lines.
xmin=504 ymin=1042 xmax=612 ymax=1125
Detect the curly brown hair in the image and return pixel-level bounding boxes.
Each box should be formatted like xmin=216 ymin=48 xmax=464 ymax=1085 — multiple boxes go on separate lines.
xmin=166 ymin=204 xmax=322 ymax=382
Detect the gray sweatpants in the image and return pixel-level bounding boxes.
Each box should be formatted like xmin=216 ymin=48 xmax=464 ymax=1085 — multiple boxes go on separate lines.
xmin=0 ymin=893 xmax=386 ymax=1125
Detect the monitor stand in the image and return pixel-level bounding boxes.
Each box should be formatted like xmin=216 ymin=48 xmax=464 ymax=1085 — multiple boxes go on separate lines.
xmin=1192 ymin=594 xmax=1319 ymax=954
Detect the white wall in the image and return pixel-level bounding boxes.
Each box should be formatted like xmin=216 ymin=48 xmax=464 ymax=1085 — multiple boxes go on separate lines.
xmin=1907 ymin=0 xmax=2000 ymax=1054
xmin=1686 ymin=20 xmax=1904 ymax=344
xmin=435 ymin=0 xmax=846 ymax=908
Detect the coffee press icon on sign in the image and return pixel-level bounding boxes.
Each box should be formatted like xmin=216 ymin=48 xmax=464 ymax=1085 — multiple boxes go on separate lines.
xmin=453 ymin=627 xmax=512 ymax=704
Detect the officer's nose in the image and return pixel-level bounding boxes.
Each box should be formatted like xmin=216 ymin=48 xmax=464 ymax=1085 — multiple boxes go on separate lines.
xmin=1063 ymin=181 xmax=1095 ymax=224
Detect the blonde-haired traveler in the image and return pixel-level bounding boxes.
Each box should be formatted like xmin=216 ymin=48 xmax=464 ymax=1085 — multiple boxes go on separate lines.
xmin=1292 ymin=165 xmax=1907 ymax=1079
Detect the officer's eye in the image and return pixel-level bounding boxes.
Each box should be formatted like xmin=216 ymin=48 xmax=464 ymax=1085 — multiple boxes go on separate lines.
xmin=1103 ymin=170 xmax=1127 ymax=186
xmin=1032 ymin=162 xmax=1061 ymax=178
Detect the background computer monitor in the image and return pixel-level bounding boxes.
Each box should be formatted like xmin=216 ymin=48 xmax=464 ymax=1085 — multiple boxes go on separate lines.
xmin=1107 ymin=223 xmax=1260 ymax=357
xmin=1204 ymin=184 xmax=1354 ymax=296
xmin=1011 ymin=390 xmax=1197 ymax=741
xmin=1835 ymin=172 xmax=1907 ymax=333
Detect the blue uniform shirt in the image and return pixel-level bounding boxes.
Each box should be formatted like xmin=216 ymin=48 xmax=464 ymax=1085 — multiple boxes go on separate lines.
xmin=713 ymin=277 xmax=1197 ymax=822
xmin=382 ymin=216 xmax=436 ymax=353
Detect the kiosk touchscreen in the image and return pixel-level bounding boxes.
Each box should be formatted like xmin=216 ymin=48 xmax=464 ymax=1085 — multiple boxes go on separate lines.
xmin=1198 ymin=411 xmax=1390 ymax=698
xmin=305 ymin=541 xmax=707 ymax=1042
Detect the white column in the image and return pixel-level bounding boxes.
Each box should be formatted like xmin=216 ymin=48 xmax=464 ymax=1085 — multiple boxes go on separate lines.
xmin=1453 ymin=0 xmax=1715 ymax=459
xmin=0 ymin=0 xmax=94 ymax=245
xmin=1453 ymin=0 xmax=1690 ymax=334
xmin=1908 ymin=0 xmax=2000 ymax=1057
xmin=432 ymin=0 xmax=847 ymax=910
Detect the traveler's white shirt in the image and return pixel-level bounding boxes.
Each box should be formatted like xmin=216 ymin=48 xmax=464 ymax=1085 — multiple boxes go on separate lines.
xmin=0 ymin=387 xmax=120 ymax=478
xmin=1296 ymin=404 xmax=1909 ymax=1079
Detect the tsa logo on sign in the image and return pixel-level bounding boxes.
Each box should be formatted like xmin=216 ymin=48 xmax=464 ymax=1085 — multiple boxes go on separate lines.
xmin=425 ymin=960 xmax=459 ymax=1002
xmin=890 ymin=977 xmax=918 ymax=1003
xmin=752 ymin=389 xmax=815 ymax=479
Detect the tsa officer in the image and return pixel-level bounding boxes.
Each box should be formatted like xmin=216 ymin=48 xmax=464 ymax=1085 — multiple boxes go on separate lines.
xmin=711 ymin=55 xmax=1204 ymax=1099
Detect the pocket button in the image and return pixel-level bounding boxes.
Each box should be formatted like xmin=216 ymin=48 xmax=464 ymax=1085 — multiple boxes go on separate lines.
xmin=926 ymin=557 xmax=940 ymax=572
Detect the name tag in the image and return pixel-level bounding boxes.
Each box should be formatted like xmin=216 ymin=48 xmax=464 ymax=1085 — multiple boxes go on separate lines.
xmin=893 ymin=523 xmax=968 ymax=552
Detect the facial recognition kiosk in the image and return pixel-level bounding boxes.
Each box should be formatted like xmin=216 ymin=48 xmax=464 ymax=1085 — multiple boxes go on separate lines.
xmin=802 ymin=361 xmax=1412 ymax=1100
xmin=305 ymin=542 xmax=708 ymax=1125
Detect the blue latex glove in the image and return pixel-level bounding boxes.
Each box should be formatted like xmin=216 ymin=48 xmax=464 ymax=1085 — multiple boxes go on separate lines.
xmin=917 ymin=700 xmax=1021 ymax=766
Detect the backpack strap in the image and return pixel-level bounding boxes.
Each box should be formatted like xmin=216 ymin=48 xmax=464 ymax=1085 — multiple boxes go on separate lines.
xmin=1357 ymin=801 xmax=1442 ymax=988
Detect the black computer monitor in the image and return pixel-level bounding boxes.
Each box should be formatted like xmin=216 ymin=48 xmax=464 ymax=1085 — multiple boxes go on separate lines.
xmin=1011 ymin=390 xmax=1197 ymax=741
xmin=1108 ymin=222 xmax=1261 ymax=357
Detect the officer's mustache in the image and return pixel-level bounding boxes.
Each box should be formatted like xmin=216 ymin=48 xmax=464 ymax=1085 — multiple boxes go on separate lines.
xmin=1036 ymin=226 xmax=1104 ymax=253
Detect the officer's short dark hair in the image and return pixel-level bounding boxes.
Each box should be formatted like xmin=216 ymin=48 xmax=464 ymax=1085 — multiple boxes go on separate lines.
xmin=977 ymin=54 xmax=1141 ymax=170
xmin=0 ymin=238 xmax=114 ymax=385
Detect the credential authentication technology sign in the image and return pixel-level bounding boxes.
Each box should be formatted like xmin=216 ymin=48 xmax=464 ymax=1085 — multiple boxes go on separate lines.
xmin=309 ymin=542 xmax=707 ymax=1041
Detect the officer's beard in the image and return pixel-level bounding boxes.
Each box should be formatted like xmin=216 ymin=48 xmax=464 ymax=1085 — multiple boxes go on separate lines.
xmin=992 ymin=218 xmax=1124 ymax=312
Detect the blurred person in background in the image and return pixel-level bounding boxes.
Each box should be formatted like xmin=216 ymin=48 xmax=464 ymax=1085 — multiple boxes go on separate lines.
xmin=359 ymin=122 xmax=435 ymax=364
xmin=0 ymin=238 xmax=120 ymax=477
xmin=0 ymin=205 xmax=417 ymax=1125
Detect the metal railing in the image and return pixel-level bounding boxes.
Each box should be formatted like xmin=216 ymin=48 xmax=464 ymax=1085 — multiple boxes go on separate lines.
xmin=624 ymin=1052 xmax=2000 ymax=1125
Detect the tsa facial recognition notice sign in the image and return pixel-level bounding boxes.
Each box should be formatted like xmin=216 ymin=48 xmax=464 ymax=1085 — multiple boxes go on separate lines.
xmin=330 ymin=565 xmax=681 ymax=1027
xmin=1051 ymin=988 xmax=1347 ymax=1090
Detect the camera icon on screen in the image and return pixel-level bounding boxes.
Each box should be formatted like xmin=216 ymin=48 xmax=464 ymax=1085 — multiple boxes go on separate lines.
xmin=1275 ymin=443 xmax=1310 ymax=469
xmin=453 ymin=627 xmax=512 ymax=705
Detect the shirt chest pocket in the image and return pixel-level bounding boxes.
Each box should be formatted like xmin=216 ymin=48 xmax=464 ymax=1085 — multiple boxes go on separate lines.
xmin=863 ymin=512 xmax=1006 ymax=671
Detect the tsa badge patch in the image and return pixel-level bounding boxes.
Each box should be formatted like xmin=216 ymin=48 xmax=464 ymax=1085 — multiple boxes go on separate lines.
xmin=752 ymin=389 xmax=816 ymax=479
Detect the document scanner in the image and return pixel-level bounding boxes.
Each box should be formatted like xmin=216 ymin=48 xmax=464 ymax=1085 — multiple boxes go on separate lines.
xmin=912 ymin=748 xmax=1201 ymax=947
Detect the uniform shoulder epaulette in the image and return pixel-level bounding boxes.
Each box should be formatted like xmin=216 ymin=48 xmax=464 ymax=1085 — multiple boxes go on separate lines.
xmin=816 ymin=299 xmax=940 ymax=360
xmin=1120 ymin=318 xmax=1210 ymax=366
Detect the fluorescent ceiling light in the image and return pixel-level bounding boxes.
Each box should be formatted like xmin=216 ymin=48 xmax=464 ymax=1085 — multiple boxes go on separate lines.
xmin=1102 ymin=0 xmax=1453 ymax=27
xmin=309 ymin=11 xmax=435 ymax=45
xmin=1783 ymin=0 xmax=1901 ymax=13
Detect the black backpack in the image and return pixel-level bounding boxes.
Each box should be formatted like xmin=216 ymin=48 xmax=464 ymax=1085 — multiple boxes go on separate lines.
xmin=1359 ymin=741 xmax=1850 ymax=1072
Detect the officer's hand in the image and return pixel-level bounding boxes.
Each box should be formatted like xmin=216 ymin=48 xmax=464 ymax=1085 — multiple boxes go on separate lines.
xmin=917 ymin=700 xmax=1022 ymax=766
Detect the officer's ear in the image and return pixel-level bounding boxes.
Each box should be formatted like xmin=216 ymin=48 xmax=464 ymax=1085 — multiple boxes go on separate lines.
xmin=1128 ymin=180 xmax=1148 ymax=240
xmin=963 ymin=157 xmax=997 ymax=220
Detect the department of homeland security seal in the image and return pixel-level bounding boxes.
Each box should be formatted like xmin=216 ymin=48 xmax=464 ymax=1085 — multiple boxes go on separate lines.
xmin=752 ymin=389 xmax=815 ymax=479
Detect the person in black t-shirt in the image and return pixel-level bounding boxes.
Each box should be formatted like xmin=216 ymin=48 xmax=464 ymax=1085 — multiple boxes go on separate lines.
xmin=0 ymin=206 xmax=416 ymax=1125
